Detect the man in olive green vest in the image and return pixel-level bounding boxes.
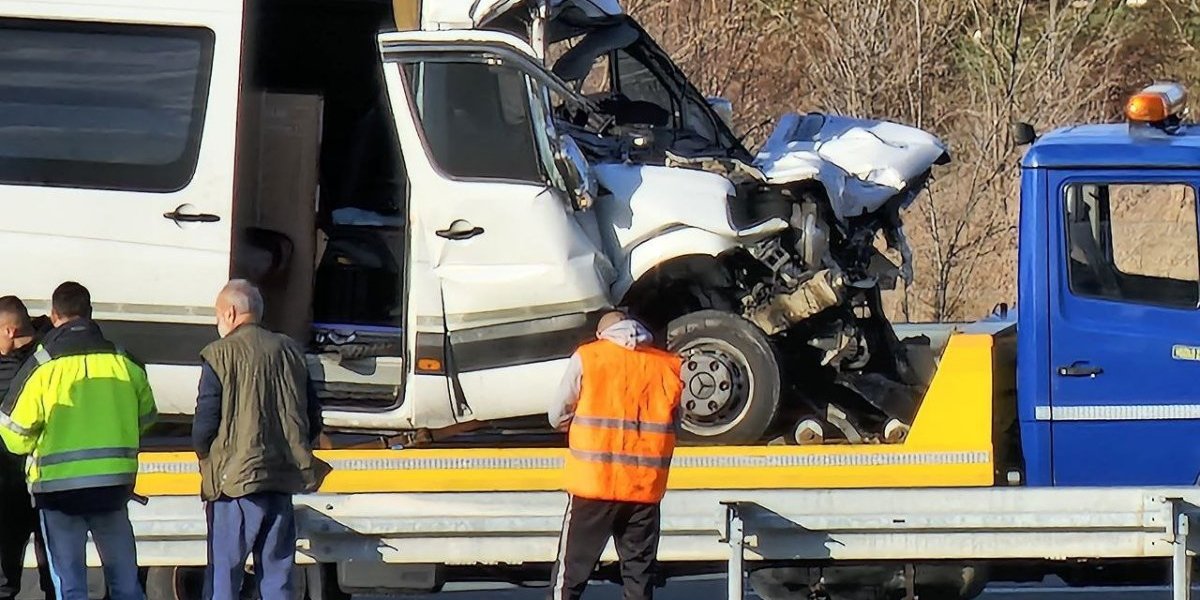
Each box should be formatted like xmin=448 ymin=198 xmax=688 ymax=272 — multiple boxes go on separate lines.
xmin=193 ymin=280 xmax=326 ymax=600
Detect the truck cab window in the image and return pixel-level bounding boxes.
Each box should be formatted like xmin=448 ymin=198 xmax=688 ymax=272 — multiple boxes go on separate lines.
xmin=403 ymin=60 xmax=542 ymax=183
xmin=1064 ymin=182 xmax=1199 ymax=308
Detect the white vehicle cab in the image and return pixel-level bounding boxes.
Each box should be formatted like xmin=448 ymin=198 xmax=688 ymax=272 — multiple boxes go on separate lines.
xmin=0 ymin=0 xmax=948 ymax=445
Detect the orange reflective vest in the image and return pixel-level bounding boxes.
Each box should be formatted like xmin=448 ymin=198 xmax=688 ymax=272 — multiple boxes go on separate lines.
xmin=565 ymin=340 xmax=683 ymax=504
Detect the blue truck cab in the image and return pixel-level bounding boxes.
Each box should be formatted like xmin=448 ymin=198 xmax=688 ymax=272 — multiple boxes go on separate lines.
xmin=1016 ymin=83 xmax=1200 ymax=486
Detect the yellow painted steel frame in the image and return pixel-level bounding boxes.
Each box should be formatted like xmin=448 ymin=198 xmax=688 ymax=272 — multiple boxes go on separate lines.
xmin=135 ymin=333 xmax=996 ymax=496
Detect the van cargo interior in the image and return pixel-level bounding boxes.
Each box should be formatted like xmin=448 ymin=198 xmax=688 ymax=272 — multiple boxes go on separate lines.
xmin=233 ymin=0 xmax=405 ymax=362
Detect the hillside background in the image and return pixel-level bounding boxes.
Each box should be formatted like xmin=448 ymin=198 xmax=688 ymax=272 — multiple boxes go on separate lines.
xmin=626 ymin=0 xmax=1200 ymax=322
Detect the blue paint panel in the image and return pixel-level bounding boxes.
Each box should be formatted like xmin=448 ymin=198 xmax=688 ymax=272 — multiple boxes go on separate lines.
xmin=1051 ymin=421 xmax=1200 ymax=486
xmin=1043 ymin=167 xmax=1200 ymax=486
xmin=1017 ymin=168 xmax=1054 ymax=485
xmin=1018 ymin=420 xmax=1053 ymax=486
xmin=1024 ymin=124 xmax=1200 ymax=170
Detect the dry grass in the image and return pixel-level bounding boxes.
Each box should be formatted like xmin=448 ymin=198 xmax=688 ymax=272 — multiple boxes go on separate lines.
xmin=629 ymin=0 xmax=1200 ymax=321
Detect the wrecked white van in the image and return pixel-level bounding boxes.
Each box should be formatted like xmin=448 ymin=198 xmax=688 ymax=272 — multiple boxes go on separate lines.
xmin=0 ymin=0 xmax=947 ymax=445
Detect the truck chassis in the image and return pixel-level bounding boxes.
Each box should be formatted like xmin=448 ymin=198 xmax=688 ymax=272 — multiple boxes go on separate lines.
xmin=39 ymin=485 xmax=1200 ymax=600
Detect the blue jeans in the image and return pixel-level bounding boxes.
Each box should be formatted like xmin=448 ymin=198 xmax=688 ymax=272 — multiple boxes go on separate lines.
xmin=38 ymin=508 xmax=142 ymax=600
xmin=204 ymin=493 xmax=296 ymax=600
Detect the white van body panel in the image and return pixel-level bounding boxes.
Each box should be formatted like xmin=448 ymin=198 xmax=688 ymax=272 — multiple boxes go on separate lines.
xmin=0 ymin=0 xmax=243 ymax=322
xmin=0 ymin=0 xmax=243 ymax=418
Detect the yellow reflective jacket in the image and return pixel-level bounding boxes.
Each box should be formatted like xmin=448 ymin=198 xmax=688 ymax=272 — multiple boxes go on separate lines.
xmin=0 ymin=319 xmax=156 ymax=493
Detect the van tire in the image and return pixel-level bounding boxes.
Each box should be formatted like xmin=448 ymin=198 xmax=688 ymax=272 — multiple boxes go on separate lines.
xmin=144 ymin=566 xmax=204 ymax=600
xmin=667 ymin=310 xmax=782 ymax=445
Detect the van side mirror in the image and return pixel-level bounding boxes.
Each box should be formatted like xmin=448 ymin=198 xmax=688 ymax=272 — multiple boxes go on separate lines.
xmin=1012 ymin=122 xmax=1037 ymax=146
xmin=555 ymin=135 xmax=598 ymax=211
xmin=708 ymin=96 xmax=734 ymax=127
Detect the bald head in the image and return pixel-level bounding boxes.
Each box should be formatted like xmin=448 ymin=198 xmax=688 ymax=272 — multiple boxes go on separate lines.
xmin=596 ymin=310 xmax=627 ymax=336
xmin=215 ymin=279 xmax=263 ymax=338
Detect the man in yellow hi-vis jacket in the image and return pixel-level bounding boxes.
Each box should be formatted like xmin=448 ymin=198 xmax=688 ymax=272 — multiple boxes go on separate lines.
xmin=0 ymin=282 xmax=157 ymax=600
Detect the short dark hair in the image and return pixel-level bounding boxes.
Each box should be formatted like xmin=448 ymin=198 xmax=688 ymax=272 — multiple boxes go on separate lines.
xmin=52 ymin=282 xmax=92 ymax=320
xmin=0 ymin=296 xmax=32 ymax=330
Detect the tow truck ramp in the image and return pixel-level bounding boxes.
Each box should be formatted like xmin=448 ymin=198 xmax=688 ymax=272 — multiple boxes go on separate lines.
xmin=106 ymin=487 xmax=1200 ymax=600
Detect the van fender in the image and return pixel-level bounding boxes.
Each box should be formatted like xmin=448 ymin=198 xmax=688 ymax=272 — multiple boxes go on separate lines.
xmin=612 ymin=227 xmax=742 ymax=300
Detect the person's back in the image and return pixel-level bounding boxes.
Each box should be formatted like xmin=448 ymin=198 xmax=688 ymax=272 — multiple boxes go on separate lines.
xmin=565 ymin=338 xmax=681 ymax=504
xmin=548 ymin=312 xmax=683 ymax=600
xmin=0 ymin=282 xmax=155 ymax=600
xmin=194 ymin=279 xmax=324 ymax=600
xmin=198 ymin=323 xmax=319 ymax=500
xmin=15 ymin=321 xmax=148 ymax=497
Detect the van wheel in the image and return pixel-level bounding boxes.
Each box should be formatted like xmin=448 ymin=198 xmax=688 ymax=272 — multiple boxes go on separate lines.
xmin=667 ymin=310 xmax=782 ymax=445
xmin=145 ymin=566 xmax=204 ymax=600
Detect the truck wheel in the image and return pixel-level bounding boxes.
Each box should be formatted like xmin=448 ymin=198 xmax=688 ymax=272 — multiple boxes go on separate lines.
xmin=667 ymin=310 xmax=782 ymax=445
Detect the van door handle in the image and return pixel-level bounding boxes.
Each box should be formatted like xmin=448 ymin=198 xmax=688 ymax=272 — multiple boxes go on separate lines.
xmin=163 ymin=208 xmax=221 ymax=223
xmin=1058 ymin=362 xmax=1103 ymax=378
xmin=436 ymin=221 xmax=484 ymax=240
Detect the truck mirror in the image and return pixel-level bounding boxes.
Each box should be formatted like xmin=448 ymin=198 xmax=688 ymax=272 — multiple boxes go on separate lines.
xmin=1012 ymin=122 xmax=1037 ymax=146
xmin=555 ymin=135 xmax=598 ymax=211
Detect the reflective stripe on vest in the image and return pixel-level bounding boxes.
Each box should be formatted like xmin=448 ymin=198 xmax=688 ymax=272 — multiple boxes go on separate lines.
xmin=13 ymin=350 xmax=149 ymax=491
xmin=565 ymin=340 xmax=683 ymax=503
xmin=38 ymin=447 xmax=138 ymax=468
xmin=570 ymin=449 xmax=673 ymax=469
xmin=572 ymin=416 xmax=677 ymax=435
xmin=30 ymin=472 xmax=137 ymax=494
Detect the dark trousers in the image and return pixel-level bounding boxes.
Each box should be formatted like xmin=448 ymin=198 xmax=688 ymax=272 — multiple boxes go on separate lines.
xmin=204 ymin=493 xmax=296 ymax=600
xmin=549 ymin=496 xmax=662 ymax=600
xmin=0 ymin=468 xmax=53 ymax=600
xmin=39 ymin=507 xmax=142 ymax=600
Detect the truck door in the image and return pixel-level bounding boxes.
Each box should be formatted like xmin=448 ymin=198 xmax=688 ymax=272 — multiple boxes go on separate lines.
xmin=1048 ymin=172 xmax=1200 ymax=485
xmin=381 ymin=33 xmax=614 ymax=421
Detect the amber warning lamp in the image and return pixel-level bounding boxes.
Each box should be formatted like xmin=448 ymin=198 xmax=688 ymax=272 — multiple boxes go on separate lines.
xmin=1125 ymin=82 xmax=1189 ymax=133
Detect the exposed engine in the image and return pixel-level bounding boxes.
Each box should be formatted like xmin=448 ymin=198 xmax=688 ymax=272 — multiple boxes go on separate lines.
xmin=527 ymin=2 xmax=952 ymax=445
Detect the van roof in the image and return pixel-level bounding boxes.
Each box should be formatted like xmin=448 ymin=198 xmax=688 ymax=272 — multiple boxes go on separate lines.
xmin=1023 ymin=123 xmax=1200 ymax=170
xmin=0 ymin=0 xmax=240 ymax=26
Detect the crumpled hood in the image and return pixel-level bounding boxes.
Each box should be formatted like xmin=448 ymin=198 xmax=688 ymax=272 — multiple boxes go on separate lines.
xmin=599 ymin=319 xmax=652 ymax=349
xmin=590 ymin=162 xmax=788 ymax=259
xmin=755 ymin=113 xmax=950 ymax=222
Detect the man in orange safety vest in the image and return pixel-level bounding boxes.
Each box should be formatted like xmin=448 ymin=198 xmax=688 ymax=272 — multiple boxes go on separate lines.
xmin=547 ymin=311 xmax=684 ymax=600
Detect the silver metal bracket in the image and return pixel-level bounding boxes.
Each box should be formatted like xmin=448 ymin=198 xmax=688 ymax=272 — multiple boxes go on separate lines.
xmin=722 ymin=502 xmax=747 ymax=600
xmin=1166 ymin=497 xmax=1196 ymax=600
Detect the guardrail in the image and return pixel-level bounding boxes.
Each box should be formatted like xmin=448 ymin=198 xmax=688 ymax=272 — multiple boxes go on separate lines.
xmin=112 ymin=487 xmax=1200 ymax=600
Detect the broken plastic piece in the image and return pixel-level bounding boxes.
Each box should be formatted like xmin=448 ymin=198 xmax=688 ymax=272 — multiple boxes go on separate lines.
xmin=748 ymin=269 xmax=846 ymax=336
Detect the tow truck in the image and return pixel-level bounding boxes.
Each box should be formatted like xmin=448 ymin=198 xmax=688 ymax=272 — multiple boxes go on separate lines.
xmin=102 ymin=83 xmax=1200 ymax=600
xmin=6 ymin=0 xmax=1200 ymax=599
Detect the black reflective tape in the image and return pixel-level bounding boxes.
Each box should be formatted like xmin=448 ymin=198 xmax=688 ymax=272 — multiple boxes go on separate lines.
xmin=98 ymin=320 xmax=217 ymax=366
xmin=449 ymin=317 xmax=594 ymax=373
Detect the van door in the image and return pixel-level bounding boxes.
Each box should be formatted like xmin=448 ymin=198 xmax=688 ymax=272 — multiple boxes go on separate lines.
xmin=381 ymin=32 xmax=613 ymax=421
xmin=1048 ymin=172 xmax=1200 ymax=485
xmin=0 ymin=15 xmax=239 ymax=345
